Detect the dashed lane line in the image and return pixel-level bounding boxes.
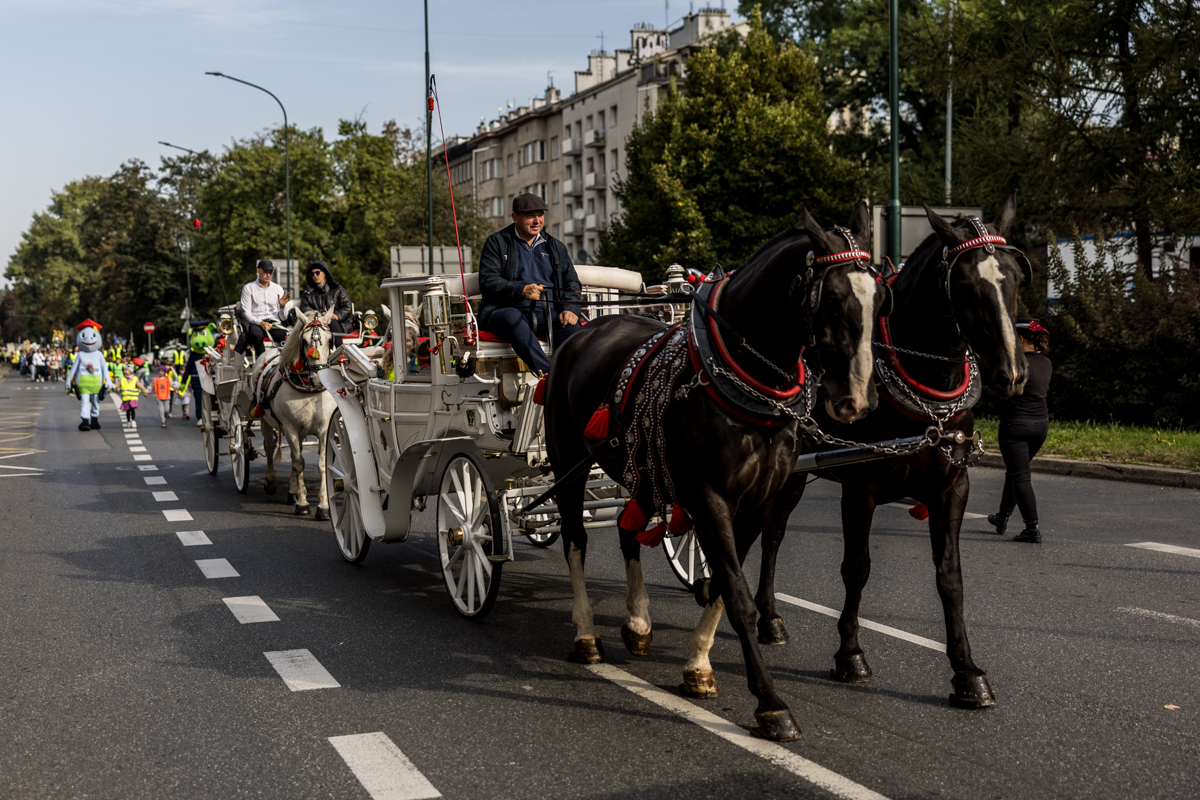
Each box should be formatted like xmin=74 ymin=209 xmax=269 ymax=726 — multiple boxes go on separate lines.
xmin=129 ymin=446 xmax=147 ymax=453
xmin=152 ymin=491 xmax=179 ymax=502
xmin=775 ymin=593 xmax=944 ymax=652
xmin=1126 ymin=542 xmax=1200 ymax=559
xmin=1118 ymin=607 xmax=1200 ymax=629
xmin=328 ymin=733 xmax=442 ymax=800
xmin=133 ymin=454 xmax=152 ymax=462
xmin=163 ymin=509 xmax=193 ymax=522
xmin=223 ymin=596 xmax=280 ymax=623
xmin=144 ymin=476 xmax=167 ymax=485
xmin=587 ymin=663 xmax=889 ymax=800
xmin=176 ymin=531 xmax=212 ymax=546
xmin=137 ymin=465 xmax=158 ymax=472
xmin=264 ymin=649 xmax=341 ymax=691
xmin=195 ymin=558 xmax=239 ymax=579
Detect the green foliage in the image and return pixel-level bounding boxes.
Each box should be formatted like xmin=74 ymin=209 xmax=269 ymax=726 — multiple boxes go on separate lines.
xmin=599 ymin=11 xmax=864 ymax=279
xmin=976 ymin=417 xmax=1200 ymax=471
xmin=1044 ymin=237 xmax=1200 ymax=428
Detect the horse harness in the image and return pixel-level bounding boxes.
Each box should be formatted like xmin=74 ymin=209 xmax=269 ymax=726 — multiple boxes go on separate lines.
xmin=253 ymin=321 xmax=329 ymax=419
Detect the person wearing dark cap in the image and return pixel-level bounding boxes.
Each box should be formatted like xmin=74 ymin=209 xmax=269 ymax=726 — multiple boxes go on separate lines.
xmin=477 ymin=192 xmax=582 ymax=375
xmin=300 ymin=260 xmax=353 ymax=335
xmin=236 ymin=259 xmax=291 ymax=359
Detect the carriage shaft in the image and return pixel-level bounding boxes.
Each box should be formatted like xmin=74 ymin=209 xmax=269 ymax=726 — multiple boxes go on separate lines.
xmin=792 ymin=434 xmax=933 ymax=473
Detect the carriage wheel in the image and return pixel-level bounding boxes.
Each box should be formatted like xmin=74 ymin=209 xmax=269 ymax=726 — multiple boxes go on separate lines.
xmin=231 ymin=409 xmax=250 ymax=495
xmin=437 ymin=453 xmax=504 ymax=619
xmin=201 ymin=393 xmax=219 ymax=476
xmin=326 ymin=409 xmax=370 ymax=564
xmin=525 ymin=529 xmax=560 ymax=548
xmin=663 ymin=527 xmax=710 ymax=591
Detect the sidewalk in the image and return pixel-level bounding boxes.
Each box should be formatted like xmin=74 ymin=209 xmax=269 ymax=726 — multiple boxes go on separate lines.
xmin=976 ymin=453 xmax=1200 ymax=490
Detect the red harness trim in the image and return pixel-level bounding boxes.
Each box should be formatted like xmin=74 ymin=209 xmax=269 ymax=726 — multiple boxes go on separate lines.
xmin=707 ymin=279 xmax=804 ymax=399
xmin=813 ymin=249 xmax=872 ymax=266
xmin=617 ymin=324 xmax=682 ymax=417
xmin=877 ymin=311 xmax=971 ymax=401
xmin=947 ymin=234 xmax=1006 ymax=257
xmin=686 ymin=334 xmax=790 ymax=428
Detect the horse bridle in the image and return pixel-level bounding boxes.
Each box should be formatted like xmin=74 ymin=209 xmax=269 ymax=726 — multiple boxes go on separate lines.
xmin=805 ymin=226 xmax=894 ymax=318
xmin=941 ymin=217 xmax=1033 ymax=291
xmin=298 ymin=319 xmax=331 ymax=370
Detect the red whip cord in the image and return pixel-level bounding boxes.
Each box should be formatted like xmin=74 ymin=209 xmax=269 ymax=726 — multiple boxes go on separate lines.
xmin=430 ymin=76 xmax=469 ymax=318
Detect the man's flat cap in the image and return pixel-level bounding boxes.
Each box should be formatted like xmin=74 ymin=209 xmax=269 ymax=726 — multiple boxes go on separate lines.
xmin=513 ymin=192 xmax=548 ymax=214
xmin=256 ymin=259 xmax=275 ymax=272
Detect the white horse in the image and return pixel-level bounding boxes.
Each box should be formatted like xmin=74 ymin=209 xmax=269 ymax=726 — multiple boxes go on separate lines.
xmin=253 ymin=309 xmax=338 ymax=519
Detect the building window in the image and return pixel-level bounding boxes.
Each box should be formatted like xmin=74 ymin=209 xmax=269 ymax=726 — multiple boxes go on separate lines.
xmin=507 ymin=154 xmax=514 ymax=176
xmin=565 ymin=164 xmax=572 ymax=180
xmin=551 ymin=136 xmax=559 ymax=160
xmin=585 ymin=115 xmax=593 ymax=131
xmin=520 ymin=141 xmax=546 ymax=168
xmin=575 ymin=121 xmax=582 ymax=139
xmin=598 ymin=110 xmax=605 ymax=130
xmin=610 ymin=106 xmax=618 ymax=127
xmin=552 ymin=223 xmax=561 ymax=238
xmin=611 ymin=148 xmax=619 ymax=175
xmin=490 ymin=197 xmax=504 ymax=217
xmin=552 ymin=181 xmax=560 ymax=203
xmin=537 ymin=183 xmax=547 ymax=199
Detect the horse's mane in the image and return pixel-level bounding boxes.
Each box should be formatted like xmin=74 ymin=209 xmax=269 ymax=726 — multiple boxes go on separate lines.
xmin=279 ymin=316 xmax=306 ymax=367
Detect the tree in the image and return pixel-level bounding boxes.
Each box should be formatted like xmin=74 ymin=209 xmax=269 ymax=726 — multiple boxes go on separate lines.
xmin=599 ymin=10 xmax=865 ymax=279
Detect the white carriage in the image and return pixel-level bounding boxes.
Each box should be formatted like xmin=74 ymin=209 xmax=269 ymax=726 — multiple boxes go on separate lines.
xmin=194 ymin=305 xmax=264 ymax=493
xmin=319 ymin=265 xmax=710 ymax=618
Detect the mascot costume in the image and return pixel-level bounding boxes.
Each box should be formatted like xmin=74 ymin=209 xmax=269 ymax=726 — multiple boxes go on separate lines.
xmin=65 ymin=319 xmax=114 ymax=431
xmin=185 ymin=320 xmax=217 ymax=426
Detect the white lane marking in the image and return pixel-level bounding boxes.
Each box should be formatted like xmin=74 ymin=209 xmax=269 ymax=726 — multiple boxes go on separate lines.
xmin=0 ymin=473 xmax=41 ymax=478
xmin=129 ymin=446 xmax=147 ymax=453
xmin=963 ymin=511 xmax=987 ymax=520
xmin=144 ymin=476 xmax=167 ymax=485
xmin=223 ymin=596 xmax=279 ymax=623
xmin=0 ymin=464 xmax=44 ymax=472
xmin=775 ymin=593 xmax=943 ymax=652
xmin=1126 ymin=542 xmax=1200 ymax=560
xmin=1118 ymin=607 xmax=1200 ymax=629
xmin=328 ymin=733 xmax=442 ymax=800
xmin=881 ymin=503 xmax=986 ymax=521
xmin=176 ymin=530 xmax=212 ymax=546
xmin=133 ymin=454 xmax=152 ymax=462
xmin=264 ymin=649 xmax=341 ymax=691
xmin=137 ymin=465 xmax=158 ymax=471
xmin=152 ymin=491 xmax=178 ymax=502
xmin=163 ymin=509 xmax=193 ymax=522
xmin=587 ymin=663 xmax=888 ymax=800
xmin=0 ymin=452 xmax=36 ymax=461
xmin=126 ymin=440 xmax=144 ymax=446
xmin=196 ymin=558 xmax=239 ymax=578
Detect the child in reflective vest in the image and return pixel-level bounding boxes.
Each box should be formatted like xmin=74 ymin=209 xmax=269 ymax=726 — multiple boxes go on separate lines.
xmin=176 ymin=373 xmax=192 ymax=420
xmin=119 ymin=365 xmax=141 ymax=428
xmin=152 ymin=367 xmax=175 ymax=428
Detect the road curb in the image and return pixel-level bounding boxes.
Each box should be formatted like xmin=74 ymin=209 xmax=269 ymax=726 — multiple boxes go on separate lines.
xmin=976 ymin=453 xmax=1200 ymax=489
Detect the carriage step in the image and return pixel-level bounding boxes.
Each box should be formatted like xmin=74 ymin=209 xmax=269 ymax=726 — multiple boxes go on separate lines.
xmin=487 ymin=554 xmax=510 ymax=564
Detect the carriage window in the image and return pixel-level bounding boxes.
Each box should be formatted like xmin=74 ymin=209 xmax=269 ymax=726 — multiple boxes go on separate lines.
xmin=399 ymin=290 xmax=432 ymax=383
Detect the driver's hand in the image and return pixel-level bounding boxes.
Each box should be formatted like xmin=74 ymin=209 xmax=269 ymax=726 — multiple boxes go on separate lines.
xmin=279 ymin=292 xmax=291 ymax=305
xmin=559 ymin=310 xmax=578 ymax=326
xmin=522 ymin=284 xmax=545 ymax=301
xmin=260 ymin=320 xmax=272 ymax=331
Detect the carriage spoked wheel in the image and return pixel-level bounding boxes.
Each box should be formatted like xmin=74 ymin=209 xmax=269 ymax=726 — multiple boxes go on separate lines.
xmin=437 ymin=453 xmax=504 ymax=618
xmin=662 ymin=526 xmax=711 ymax=591
xmin=230 ymin=408 xmax=250 ymax=495
xmin=326 ymin=409 xmax=370 ymax=564
xmin=201 ymin=393 xmax=219 ymax=476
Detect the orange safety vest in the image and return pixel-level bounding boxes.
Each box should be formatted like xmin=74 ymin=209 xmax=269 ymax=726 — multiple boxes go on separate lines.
xmin=153 ymin=375 xmax=173 ymax=401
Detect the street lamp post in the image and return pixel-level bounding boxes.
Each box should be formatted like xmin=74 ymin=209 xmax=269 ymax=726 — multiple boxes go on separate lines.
xmin=159 ymin=141 xmax=198 ymax=330
xmin=204 ymin=72 xmax=292 ymax=293
xmin=888 ymin=0 xmax=901 ymax=266
xmin=424 ymin=0 xmax=434 ymax=276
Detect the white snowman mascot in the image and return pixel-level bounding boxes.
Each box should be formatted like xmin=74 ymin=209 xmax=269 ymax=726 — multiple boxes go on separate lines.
xmin=64 ymin=319 xmax=114 ymax=431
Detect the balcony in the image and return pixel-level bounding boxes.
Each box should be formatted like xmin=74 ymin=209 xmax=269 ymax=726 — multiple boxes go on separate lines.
xmin=585 ymin=214 xmax=607 ymax=232
xmin=583 ymin=129 xmax=606 ymax=147
xmin=563 ymin=218 xmax=579 ymax=236
xmin=563 ymin=178 xmax=582 ymax=196
xmin=584 ymin=171 xmax=606 ymax=191
xmin=561 ymin=137 xmax=581 ymax=156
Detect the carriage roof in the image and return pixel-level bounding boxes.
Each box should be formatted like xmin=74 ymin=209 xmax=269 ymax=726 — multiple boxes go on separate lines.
xmin=380 ymin=265 xmax=645 ymax=298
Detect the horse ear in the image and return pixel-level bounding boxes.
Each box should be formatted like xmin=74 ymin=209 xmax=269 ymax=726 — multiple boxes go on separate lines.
xmin=801 ymin=207 xmax=835 ymax=252
xmin=295 ymin=310 xmax=310 ymax=328
xmin=993 ymin=191 xmax=1018 ymax=237
xmin=849 ymin=200 xmax=871 ymax=249
xmin=924 ymin=205 xmax=961 ymax=246
xmin=321 ymin=309 xmax=335 ymax=324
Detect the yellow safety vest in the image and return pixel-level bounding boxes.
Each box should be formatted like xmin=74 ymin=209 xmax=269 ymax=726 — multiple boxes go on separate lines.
xmin=119 ymin=375 xmax=140 ymax=402
xmin=177 ymin=375 xmax=191 ymax=396
xmin=174 ymin=349 xmax=185 ymax=367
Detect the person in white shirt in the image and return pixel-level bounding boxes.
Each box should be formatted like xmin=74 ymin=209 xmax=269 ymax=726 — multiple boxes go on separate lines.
xmin=236 ymin=259 xmax=291 ymax=358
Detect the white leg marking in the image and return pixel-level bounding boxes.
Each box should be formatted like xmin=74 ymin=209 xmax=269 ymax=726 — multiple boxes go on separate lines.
xmin=624 ymin=559 xmax=651 ymax=636
xmin=683 ymin=597 xmax=725 ymax=673
xmin=567 ymin=543 xmax=595 ymax=640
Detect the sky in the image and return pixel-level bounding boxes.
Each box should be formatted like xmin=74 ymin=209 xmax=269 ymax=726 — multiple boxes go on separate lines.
xmin=0 ymin=0 xmax=742 ymax=288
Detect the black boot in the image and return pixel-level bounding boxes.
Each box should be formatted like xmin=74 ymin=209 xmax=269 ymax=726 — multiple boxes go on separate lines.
xmin=78 ymin=417 xmax=91 ymax=431
xmin=1013 ymin=521 xmax=1041 ymax=543
xmin=90 ymin=416 xmax=101 ymax=430
xmin=987 ymin=512 xmax=1010 ymax=535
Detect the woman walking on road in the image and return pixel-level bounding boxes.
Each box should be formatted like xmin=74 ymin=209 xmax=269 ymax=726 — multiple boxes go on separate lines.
xmin=988 ymin=321 xmax=1052 ymax=543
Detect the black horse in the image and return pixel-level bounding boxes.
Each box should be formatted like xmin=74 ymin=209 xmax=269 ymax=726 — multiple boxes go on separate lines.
xmin=544 ymin=202 xmax=890 ymax=741
xmin=752 ymin=195 xmax=1030 ymax=709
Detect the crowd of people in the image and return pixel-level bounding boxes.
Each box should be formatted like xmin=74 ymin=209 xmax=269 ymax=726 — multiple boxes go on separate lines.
xmin=8 ymin=346 xmax=71 ymax=383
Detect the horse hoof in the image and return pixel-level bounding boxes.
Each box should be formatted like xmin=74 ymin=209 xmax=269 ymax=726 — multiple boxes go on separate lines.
xmin=831 ymin=653 xmax=873 ymax=683
xmin=568 ymin=637 xmax=605 ymax=664
xmin=294 ymin=504 xmax=311 ymax=516
xmin=315 ymin=508 xmax=330 ymax=521
xmin=264 ymin=484 xmax=277 ymax=496
xmin=286 ymin=492 xmax=296 ymax=505
xmin=680 ymin=669 xmax=718 ymax=699
xmin=620 ymin=623 xmax=652 ymax=656
xmin=757 ymin=616 xmax=789 ymax=646
xmin=750 ymin=709 xmax=802 ymax=742
xmin=949 ymin=672 xmax=996 ymax=709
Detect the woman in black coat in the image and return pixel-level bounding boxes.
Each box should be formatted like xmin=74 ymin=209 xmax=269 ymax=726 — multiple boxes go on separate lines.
xmin=300 ymin=261 xmax=353 ymax=335
xmin=988 ymin=320 xmax=1052 ymax=543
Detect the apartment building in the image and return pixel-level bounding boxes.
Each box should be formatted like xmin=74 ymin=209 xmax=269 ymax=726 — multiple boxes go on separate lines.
xmin=449 ymin=8 xmax=739 ymax=266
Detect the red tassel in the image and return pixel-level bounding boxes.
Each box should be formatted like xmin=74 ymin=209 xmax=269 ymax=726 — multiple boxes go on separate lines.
xmin=584 ymin=403 xmax=610 ymax=440
xmin=908 ymin=503 xmax=929 ymax=521
xmin=251 ymin=404 xmax=264 ymax=419
xmin=636 ymin=523 xmax=668 ymax=548
xmin=618 ymin=500 xmax=647 ymax=532
xmin=533 ymin=377 xmax=547 ymax=405
xmin=668 ymin=503 xmax=692 ymax=536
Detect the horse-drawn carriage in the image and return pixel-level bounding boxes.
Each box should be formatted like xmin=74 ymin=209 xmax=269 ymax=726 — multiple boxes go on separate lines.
xmin=318 ymin=264 xmax=714 ymax=617
xmin=195 ymin=303 xmax=262 ymax=493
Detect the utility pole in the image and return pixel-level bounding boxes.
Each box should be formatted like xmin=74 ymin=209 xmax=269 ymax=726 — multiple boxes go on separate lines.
xmin=887 ymin=0 xmax=901 ymax=265
xmin=945 ymin=1 xmax=954 ymax=205
xmin=425 ymin=0 xmax=434 ymax=276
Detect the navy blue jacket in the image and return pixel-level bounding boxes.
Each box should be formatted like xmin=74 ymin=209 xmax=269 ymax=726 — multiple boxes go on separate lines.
xmin=477 ymin=224 xmax=582 ymax=323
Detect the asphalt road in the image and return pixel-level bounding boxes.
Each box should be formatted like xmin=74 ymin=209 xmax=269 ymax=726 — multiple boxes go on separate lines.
xmin=2 ymin=371 xmax=1198 ymax=799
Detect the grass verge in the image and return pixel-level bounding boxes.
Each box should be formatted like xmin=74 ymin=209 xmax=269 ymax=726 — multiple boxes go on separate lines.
xmin=974 ymin=418 xmax=1200 ymax=472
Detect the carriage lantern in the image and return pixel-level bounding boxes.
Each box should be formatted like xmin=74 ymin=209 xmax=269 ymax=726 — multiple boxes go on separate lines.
xmin=361 ymin=311 xmax=379 ymax=331
xmin=218 ymin=314 xmax=235 ymax=335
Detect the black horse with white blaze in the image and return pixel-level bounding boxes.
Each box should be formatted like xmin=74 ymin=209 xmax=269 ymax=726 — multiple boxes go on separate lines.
xmin=543 ymin=203 xmax=889 ymax=741
xmin=753 ymin=194 xmax=1031 ymax=710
